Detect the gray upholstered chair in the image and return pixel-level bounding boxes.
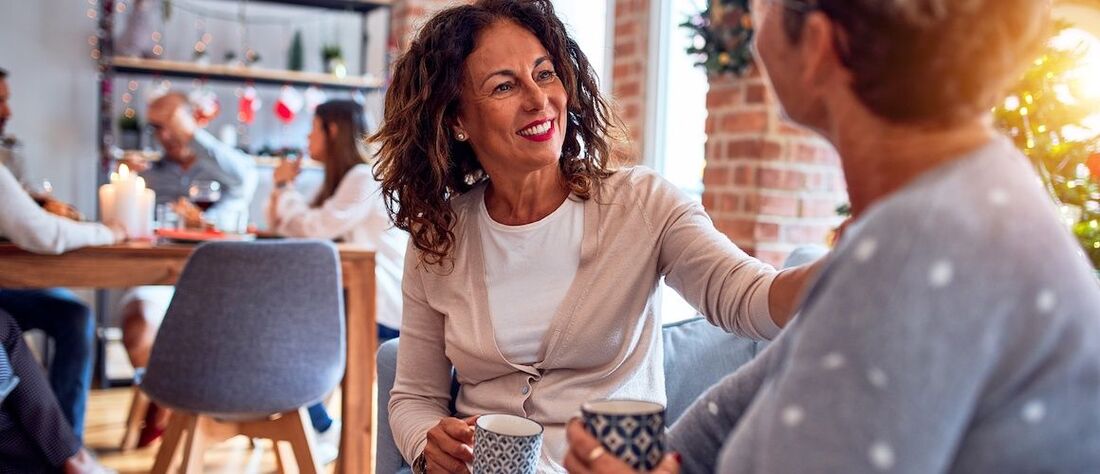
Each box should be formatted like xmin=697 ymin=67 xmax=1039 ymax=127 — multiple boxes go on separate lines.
xmin=374 ymin=318 xmax=763 ymax=473
xmin=141 ymin=240 xmax=345 ymax=474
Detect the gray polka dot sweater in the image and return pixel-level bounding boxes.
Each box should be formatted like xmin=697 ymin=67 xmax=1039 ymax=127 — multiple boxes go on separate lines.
xmin=669 ymin=138 xmax=1100 ymax=473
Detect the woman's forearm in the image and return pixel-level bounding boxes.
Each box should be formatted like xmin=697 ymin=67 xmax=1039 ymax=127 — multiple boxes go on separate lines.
xmin=767 ymin=259 xmax=825 ymax=328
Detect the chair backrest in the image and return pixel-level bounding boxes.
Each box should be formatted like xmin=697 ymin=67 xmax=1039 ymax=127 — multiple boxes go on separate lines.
xmin=142 ymin=240 xmax=345 ymax=417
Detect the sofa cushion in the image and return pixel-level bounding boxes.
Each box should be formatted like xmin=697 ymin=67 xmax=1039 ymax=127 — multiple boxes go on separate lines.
xmin=661 ymin=317 xmax=759 ymax=424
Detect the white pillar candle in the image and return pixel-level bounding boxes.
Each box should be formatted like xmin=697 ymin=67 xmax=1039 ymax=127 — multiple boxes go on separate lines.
xmin=98 ymin=184 xmax=116 ymax=226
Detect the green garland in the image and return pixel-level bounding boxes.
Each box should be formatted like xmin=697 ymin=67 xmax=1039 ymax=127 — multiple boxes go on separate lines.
xmin=680 ymin=0 xmax=756 ymax=76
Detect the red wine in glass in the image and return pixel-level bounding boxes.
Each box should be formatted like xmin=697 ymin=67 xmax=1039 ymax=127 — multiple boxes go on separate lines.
xmin=188 ymin=180 xmax=222 ymax=214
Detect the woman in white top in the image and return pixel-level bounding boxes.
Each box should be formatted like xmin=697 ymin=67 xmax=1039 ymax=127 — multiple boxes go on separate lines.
xmin=267 ymin=99 xmax=408 ymax=454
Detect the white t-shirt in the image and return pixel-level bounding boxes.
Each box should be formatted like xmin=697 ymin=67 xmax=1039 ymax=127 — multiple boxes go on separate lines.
xmin=479 ymin=195 xmax=583 ymax=365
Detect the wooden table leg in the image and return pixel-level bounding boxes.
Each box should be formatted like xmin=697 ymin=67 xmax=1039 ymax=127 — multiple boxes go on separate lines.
xmin=339 ymin=258 xmax=377 ymax=474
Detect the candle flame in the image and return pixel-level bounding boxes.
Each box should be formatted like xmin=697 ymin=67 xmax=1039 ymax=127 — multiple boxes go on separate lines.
xmin=119 ymin=163 xmax=130 ymax=178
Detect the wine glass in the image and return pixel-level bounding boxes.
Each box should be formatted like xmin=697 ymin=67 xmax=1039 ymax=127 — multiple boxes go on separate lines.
xmin=188 ymin=180 xmax=222 ymax=213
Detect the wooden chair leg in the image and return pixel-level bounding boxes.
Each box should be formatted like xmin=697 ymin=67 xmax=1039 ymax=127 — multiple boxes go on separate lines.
xmin=273 ymin=439 xmax=298 ymax=474
xmin=179 ymin=414 xmax=209 ymax=473
xmin=150 ymin=412 xmax=189 ymax=474
xmin=120 ymin=386 xmax=151 ymax=451
xmin=286 ymin=407 xmax=323 ymax=474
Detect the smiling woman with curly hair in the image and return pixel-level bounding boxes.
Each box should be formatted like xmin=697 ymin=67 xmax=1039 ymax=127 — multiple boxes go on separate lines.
xmin=372 ymin=0 xmax=818 ymax=471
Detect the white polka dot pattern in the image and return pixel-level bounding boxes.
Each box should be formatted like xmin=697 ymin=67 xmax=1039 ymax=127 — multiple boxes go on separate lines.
xmin=781 ymin=405 xmax=804 ymax=427
xmin=1022 ymin=400 xmax=1046 ymax=424
xmin=1036 ymin=290 xmax=1056 ymax=314
xmin=989 ymin=189 xmax=1010 ymax=206
xmin=822 ymin=352 xmax=846 ymax=370
xmin=869 ymin=441 xmax=896 ymax=471
xmin=867 ymin=368 xmax=889 ymax=389
xmin=855 ymin=239 xmax=878 ymax=262
xmin=928 ymin=260 xmax=954 ymax=288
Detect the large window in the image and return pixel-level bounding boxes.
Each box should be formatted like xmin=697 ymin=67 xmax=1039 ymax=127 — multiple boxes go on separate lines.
xmin=647 ymin=0 xmax=711 ymax=322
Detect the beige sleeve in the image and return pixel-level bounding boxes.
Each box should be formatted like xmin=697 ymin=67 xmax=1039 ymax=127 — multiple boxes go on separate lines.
xmin=387 ymin=241 xmax=456 ymax=464
xmin=644 ymin=172 xmax=780 ymax=340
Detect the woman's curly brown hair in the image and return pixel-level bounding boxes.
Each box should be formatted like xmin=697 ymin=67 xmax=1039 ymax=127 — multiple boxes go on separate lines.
xmin=370 ymin=0 xmax=621 ymax=267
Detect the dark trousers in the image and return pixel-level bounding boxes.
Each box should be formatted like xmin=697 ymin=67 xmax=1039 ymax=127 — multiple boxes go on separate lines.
xmin=0 ymin=309 xmax=81 ymax=473
xmin=0 ymin=289 xmax=95 ymax=441
xmin=307 ymin=324 xmax=400 ymax=433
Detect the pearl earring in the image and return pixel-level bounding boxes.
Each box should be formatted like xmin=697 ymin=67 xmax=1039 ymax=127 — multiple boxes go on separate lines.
xmin=456 ymin=132 xmax=467 ymax=141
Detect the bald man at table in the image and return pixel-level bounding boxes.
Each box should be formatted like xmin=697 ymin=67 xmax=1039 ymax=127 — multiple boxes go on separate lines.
xmin=116 ymin=91 xmax=258 ymax=447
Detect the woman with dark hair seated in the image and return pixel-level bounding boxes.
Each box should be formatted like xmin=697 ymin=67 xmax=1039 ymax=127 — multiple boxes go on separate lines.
xmin=373 ymin=0 xmax=819 ymax=471
xmin=564 ymin=0 xmax=1100 ymax=472
xmin=267 ymin=99 xmax=408 ymax=461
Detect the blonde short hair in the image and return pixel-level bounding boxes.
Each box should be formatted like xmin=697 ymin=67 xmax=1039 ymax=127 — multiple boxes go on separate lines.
xmin=782 ymin=0 xmax=1051 ymax=125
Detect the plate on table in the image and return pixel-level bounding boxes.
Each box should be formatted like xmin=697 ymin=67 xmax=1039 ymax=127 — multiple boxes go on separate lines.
xmin=154 ymin=228 xmax=256 ymax=243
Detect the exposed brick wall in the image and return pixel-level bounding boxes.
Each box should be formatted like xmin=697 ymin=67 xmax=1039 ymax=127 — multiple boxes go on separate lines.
xmin=390 ymin=0 xmax=465 ymax=54
xmin=701 ymin=72 xmax=848 ymax=267
xmin=609 ymin=0 xmax=650 ymax=163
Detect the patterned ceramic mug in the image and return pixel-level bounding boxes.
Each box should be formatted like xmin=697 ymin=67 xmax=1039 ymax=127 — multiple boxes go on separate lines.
xmin=582 ymin=399 xmax=666 ymax=471
xmin=473 ymin=414 xmax=544 ymax=474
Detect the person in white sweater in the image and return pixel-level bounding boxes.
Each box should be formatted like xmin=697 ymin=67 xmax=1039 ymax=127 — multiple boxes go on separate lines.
xmin=0 ymin=67 xmax=123 ymax=453
xmin=267 ymin=99 xmax=408 ymax=462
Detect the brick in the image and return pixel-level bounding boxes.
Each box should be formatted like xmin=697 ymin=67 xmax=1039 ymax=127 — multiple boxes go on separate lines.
xmin=716 ymin=218 xmax=756 ymax=242
xmin=732 ymin=164 xmax=756 ymax=186
xmin=702 ymin=167 xmax=730 ymax=187
xmin=783 ymin=223 xmax=832 ymax=245
xmin=615 ymin=80 xmax=642 ymax=99
xmin=613 ymin=61 xmax=642 ymax=80
xmin=778 ymin=121 xmax=814 ymax=137
xmin=758 ymin=194 xmax=799 ymax=217
xmin=753 ymin=222 xmax=780 ymax=241
xmin=801 ymin=197 xmax=843 ymax=218
xmin=701 ymin=193 xmax=716 ymax=211
xmin=719 ymin=111 xmax=768 ymax=133
xmin=758 ymin=167 xmax=809 ymax=191
xmin=615 ymin=41 xmax=638 ymax=57
xmin=745 ymin=84 xmax=768 ymax=104
xmin=726 ymin=139 xmax=782 ymax=160
xmin=706 ymin=86 xmax=743 ymax=109
xmin=616 ymin=19 xmax=639 ymax=37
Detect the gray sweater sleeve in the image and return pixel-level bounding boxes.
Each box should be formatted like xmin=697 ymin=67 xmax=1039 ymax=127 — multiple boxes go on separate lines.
xmin=667 ymin=334 xmax=788 ymax=474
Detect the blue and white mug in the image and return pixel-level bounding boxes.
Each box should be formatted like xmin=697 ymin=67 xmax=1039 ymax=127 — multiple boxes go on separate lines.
xmin=473 ymin=414 xmax=544 ymax=474
xmin=582 ymin=399 xmax=666 ymax=471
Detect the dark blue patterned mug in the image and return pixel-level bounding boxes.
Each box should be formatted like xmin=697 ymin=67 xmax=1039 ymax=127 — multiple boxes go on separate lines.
xmin=473 ymin=414 xmax=544 ymax=474
xmin=582 ymin=399 xmax=666 ymax=471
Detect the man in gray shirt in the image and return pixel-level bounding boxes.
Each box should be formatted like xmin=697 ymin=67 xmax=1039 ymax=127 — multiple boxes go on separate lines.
xmin=133 ymin=91 xmax=257 ymax=221
xmin=118 ymin=92 xmax=258 ymax=447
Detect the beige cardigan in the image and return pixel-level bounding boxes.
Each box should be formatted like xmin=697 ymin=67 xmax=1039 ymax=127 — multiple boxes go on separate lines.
xmin=390 ymin=167 xmax=778 ymax=471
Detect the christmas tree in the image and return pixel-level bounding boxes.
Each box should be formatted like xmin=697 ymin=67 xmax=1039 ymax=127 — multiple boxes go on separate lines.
xmin=993 ymin=25 xmax=1100 ymax=270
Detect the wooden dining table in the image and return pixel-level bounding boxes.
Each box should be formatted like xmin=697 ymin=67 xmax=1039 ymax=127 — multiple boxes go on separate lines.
xmin=0 ymin=241 xmax=380 ymax=474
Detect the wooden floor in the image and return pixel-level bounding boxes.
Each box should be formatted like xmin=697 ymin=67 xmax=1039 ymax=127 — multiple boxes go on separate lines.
xmin=86 ymin=388 xmax=338 ymax=474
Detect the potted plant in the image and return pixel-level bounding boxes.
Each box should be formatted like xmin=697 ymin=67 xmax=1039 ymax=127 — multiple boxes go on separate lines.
xmin=118 ymin=112 xmax=142 ymax=150
xmin=322 ymin=44 xmax=346 ymax=77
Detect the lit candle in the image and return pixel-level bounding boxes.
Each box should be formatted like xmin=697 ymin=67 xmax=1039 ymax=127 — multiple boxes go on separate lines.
xmin=98 ymin=163 xmax=156 ymax=239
